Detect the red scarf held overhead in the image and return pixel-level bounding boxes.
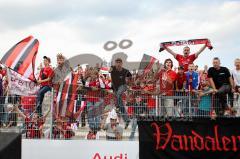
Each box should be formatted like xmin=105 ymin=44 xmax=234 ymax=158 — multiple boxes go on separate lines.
xmin=159 ymin=39 xmax=213 ymax=52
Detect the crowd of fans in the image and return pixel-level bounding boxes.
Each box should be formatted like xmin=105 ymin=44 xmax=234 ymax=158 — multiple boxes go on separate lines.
xmin=0 ymin=44 xmax=240 ymax=140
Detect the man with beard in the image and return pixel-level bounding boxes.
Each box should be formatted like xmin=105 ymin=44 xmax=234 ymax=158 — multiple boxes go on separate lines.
xmin=52 ymin=53 xmax=71 ymax=89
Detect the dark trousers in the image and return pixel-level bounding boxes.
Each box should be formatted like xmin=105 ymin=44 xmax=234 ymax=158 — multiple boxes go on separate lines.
xmin=115 ymin=85 xmax=129 ymax=123
xmin=36 ymin=86 xmax=51 ymax=115
xmin=215 ymin=84 xmax=231 ymax=115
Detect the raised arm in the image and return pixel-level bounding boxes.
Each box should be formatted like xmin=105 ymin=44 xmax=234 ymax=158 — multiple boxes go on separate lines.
xmin=164 ymin=46 xmax=177 ymax=58
xmin=195 ymin=44 xmax=207 ymax=58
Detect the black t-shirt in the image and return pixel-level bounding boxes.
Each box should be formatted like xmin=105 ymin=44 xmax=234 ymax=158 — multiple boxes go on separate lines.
xmin=208 ymin=67 xmax=231 ymax=89
xmin=110 ymin=66 xmax=132 ymax=91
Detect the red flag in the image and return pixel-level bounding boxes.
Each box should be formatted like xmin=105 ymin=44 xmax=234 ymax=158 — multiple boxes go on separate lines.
xmin=1 ymin=36 xmax=39 ymax=81
xmin=139 ymin=54 xmax=157 ymax=77
xmin=56 ymin=73 xmax=79 ymax=118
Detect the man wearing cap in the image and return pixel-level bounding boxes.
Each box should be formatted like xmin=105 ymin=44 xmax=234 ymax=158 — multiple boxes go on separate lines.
xmin=101 ymin=109 xmax=123 ymax=140
xmin=36 ymin=56 xmax=54 ymax=116
xmin=110 ymin=58 xmax=132 ymax=128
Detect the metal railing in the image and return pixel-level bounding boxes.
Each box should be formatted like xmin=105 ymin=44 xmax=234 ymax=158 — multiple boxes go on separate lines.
xmin=0 ymin=89 xmax=240 ymax=140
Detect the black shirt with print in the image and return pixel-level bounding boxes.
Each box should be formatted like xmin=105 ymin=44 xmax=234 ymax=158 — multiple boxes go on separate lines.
xmin=110 ymin=66 xmax=132 ymax=91
xmin=208 ymin=66 xmax=231 ymax=89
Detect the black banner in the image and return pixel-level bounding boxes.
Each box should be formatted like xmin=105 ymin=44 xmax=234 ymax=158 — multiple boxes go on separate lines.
xmin=138 ymin=118 xmax=240 ymax=159
xmin=0 ymin=132 xmax=21 ymax=159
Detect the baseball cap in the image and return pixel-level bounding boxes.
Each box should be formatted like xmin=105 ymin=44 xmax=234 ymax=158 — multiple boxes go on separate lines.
xmin=43 ymin=56 xmax=51 ymax=63
xmin=109 ymin=109 xmax=118 ymax=120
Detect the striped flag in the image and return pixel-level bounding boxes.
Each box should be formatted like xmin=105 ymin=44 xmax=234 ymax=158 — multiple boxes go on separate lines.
xmin=73 ymin=99 xmax=87 ymax=119
xmin=56 ymin=72 xmax=79 ymax=118
xmin=0 ymin=36 xmax=39 ymax=81
xmin=138 ymin=54 xmax=157 ymax=76
xmin=100 ymin=67 xmax=110 ymax=75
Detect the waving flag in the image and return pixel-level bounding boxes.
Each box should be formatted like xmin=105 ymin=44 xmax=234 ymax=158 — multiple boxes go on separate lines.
xmin=56 ymin=73 xmax=79 ymax=117
xmin=0 ymin=36 xmax=39 ymax=81
xmin=138 ymin=54 xmax=157 ymax=76
xmin=7 ymin=69 xmax=39 ymax=96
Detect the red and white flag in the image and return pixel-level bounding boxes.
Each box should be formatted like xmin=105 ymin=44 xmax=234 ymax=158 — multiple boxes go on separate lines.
xmin=7 ymin=69 xmax=39 ymax=96
xmin=56 ymin=72 xmax=79 ymax=117
xmin=1 ymin=36 xmax=39 ymax=81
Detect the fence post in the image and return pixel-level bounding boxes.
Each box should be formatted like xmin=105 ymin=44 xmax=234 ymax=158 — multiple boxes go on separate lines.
xmin=49 ymin=89 xmax=54 ymax=139
xmin=188 ymin=92 xmax=191 ymax=118
xmin=155 ymin=95 xmax=158 ymax=116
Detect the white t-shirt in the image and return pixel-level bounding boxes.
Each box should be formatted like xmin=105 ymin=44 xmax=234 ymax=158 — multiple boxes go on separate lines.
xmin=232 ymin=69 xmax=240 ymax=86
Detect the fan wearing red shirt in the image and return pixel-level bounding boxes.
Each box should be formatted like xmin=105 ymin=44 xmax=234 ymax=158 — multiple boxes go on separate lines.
xmin=15 ymin=105 xmax=50 ymax=139
xmin=163 ymin=44 xmax=208 ymax=72
xmin=141 ymin=80 xmax=157 ymax=114
xmin=175 ymin=66 xmax=186 ymax=91
xmin=85 ymin=70 xmax=104 ymax=139
xmin=155 ymin=59 xmax=177 ymax=116
xmin=36 ymin=56 xmax=54 ymax=116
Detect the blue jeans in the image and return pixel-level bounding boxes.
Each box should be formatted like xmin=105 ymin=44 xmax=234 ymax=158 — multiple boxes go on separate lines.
xmin=87 ymin=100 xmax=103 ymax=132
xmin=116 ymin=85 xmax=129 ymax=123
xmin=36 ymin=86 xmax=51 ymax=115
xmin=129 ymin=117 xmax=137 ymax=140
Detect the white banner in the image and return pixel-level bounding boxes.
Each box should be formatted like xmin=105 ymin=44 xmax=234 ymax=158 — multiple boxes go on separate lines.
xmin=7 ymin=69 xmax=39 ymax=96
xmin=22 ymin=140 xmax=139 ymax=159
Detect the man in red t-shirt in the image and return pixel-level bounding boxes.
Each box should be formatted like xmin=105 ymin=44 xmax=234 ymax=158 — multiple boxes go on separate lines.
xmin=36 ymin=56 xmax=54 ymax=116
xmin=85 ymin=70 xmax=104 ymax=139
xmin=175 ymin=66 xmax=186 ymax=91
xmin=163 ymin=44 xmax=208 ymax=72
xmin=155 ymin=59 xmax=177 ymax=116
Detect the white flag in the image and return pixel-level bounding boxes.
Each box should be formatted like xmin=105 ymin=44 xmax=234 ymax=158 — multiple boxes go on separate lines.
xmin=7 ymin=69 xmax=39 ymax=96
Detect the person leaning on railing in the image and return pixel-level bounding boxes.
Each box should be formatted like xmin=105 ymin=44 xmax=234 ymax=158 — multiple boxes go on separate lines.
xmin=174 ymin=66 xmax=187 ymax=108
xmin=15 ymin=105 xmax=50 ymax=139
xmin=185 ymin=64 xmax=199 ymax=93
xmin=196 ymin=80 xmax=214 ymax=118
xmin=101 ymin=109 xmax=123 ymax=140
xmin=5 ymin=104 xmax=18 ymax=128
xmin=110 ymin=58 xmax=132 ymax=129
xmin=208 ymin=57 xmax=234 ymax=116
xmin=154 ymin=58 xmax=177 ymax=116
xmin=85 ymin=70 xmax=105 ymax=139
xmin=232 ymin=58 xmax=240 ymax=98
xmin=229 ymin=58 xmax=240 ymax=115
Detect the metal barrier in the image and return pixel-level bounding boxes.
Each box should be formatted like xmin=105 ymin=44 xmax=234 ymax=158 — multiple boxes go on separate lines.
xmin=1 ymin=89 xmax=240 ymax=140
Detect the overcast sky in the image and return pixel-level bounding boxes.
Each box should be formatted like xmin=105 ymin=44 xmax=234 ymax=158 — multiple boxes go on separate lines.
xmin=0 ymin=0 xmax=239 ymax=69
